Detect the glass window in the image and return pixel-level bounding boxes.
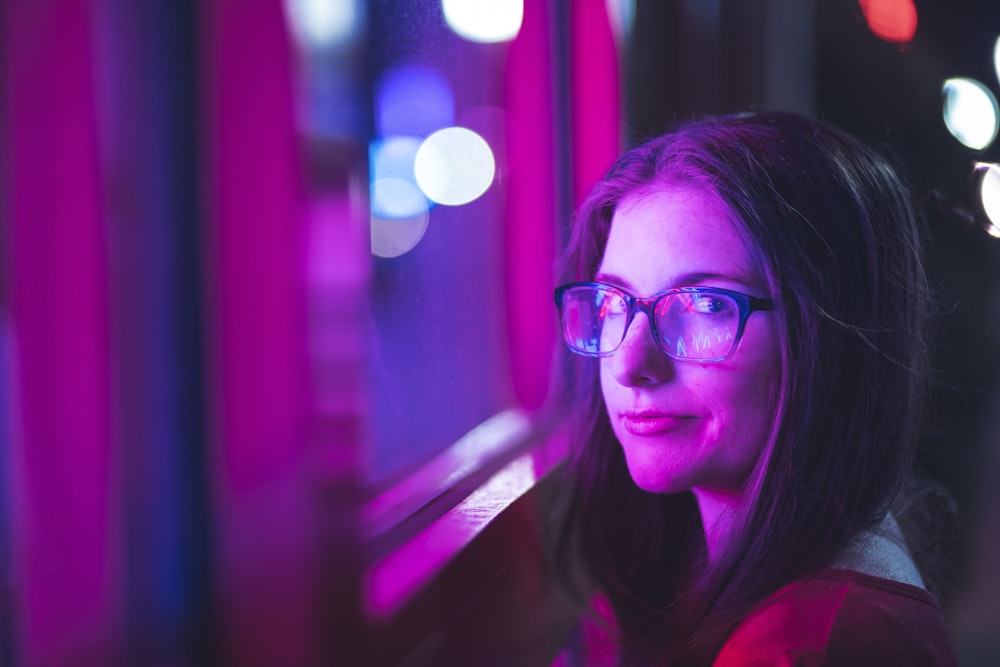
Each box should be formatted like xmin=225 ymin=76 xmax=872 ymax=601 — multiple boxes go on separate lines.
xmin=334 ymin=0 xmax=564 ymax=488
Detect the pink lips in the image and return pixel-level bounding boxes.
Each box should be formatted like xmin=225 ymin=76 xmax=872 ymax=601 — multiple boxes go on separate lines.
xmin=620 ymin=412 xmax=694 ymax=436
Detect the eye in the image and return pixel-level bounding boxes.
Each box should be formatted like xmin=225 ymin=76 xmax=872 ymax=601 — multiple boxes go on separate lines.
xmin=599 ymin=291 xmax=628 ymax=318
xmin=690 ymin=293 xmax=731 ymax=315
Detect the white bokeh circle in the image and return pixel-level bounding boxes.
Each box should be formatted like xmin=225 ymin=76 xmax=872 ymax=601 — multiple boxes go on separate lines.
xmin=414 ymin=127 xmax=496 ymax=206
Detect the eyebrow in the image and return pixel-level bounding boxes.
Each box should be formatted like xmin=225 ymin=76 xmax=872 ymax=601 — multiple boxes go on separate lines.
xmin=593 ymin=270 xmax=758 ymax=292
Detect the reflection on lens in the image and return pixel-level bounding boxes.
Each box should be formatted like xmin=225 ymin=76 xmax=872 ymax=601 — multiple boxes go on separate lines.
xmin=657 ymin=292 xmax=737 ymax=360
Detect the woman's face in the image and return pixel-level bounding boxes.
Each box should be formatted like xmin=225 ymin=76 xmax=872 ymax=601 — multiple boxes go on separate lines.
xmin=598 ymin=186 xmax=781 ymax=497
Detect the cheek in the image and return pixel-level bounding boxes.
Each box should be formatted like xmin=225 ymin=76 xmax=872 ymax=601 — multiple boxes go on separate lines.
xmin=599 ymin=361 xmax=630 ymax=419
xmin=598 ymin=361 xmax=614 ymax=402
xmin=730 ymin=321 xmax=782 ymax=407
xmin=717 ymin=358 xmax=781 ymax=447
xmin=693 ymin=342 xmax=780 ymax=434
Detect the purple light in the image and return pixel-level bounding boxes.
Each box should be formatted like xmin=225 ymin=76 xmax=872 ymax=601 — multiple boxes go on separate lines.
xmin=376 ymin=65 xmax=455 ymax=138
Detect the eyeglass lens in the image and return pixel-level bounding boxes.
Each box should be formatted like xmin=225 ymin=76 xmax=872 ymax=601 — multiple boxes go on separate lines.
xmin=560 ymin=286 xmax=741 ymax=360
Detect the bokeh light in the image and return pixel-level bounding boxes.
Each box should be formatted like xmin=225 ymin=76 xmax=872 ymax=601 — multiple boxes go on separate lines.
xmin=858 ymin=0 xmax=917 ymax=44
xmin=414 ymin=127 xmax=496 ymax=206
xmin=370 ymin=177 xmax=429 ymax=221
xmin=943 ymin=77 xmax=999 ymax=151
xmin=376 ymin=65 xmax=455 ymax=138
xmin=369 ymin=136 xmax=427 ymax=219
xmin=979 ymin=163 xmax=1000 ymax=237
xmin=606 ymin=0 xmax=637 ymax=44
xmin=442 ymin=0 xmax=523 ymax=43
xmin=458 ymin=105 xmax=508 ymax=177
xmin=284 ymin=0 xmax=361 ymax=49
xmin=994 ymin=36 xmax=1000 ymax=87
xmin=371 ymin=208 xmax=431 ymax=258
xmin=370 ymin=137 xmax=433 ymax=257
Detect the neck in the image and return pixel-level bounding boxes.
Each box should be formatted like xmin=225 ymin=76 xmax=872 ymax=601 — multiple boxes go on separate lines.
xmin=691 ymin=487 xmax=744 ymax=562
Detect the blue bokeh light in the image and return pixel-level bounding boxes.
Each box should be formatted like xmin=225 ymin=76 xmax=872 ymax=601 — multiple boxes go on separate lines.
xmin=376 ymin=65 xmax=455 ymax=138
xmin=369 ymin=135 xmax=429 ymax=219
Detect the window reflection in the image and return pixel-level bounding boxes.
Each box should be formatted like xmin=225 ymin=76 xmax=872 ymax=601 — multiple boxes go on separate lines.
xmin=367 ymin=0 xmax=519 ymax=486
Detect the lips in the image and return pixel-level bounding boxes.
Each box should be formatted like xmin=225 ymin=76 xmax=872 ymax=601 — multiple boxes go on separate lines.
xmin=620 ymin=411 xmax=695 ymax=436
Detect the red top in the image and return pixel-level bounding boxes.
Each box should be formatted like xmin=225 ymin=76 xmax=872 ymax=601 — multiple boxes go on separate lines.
xmin=712 ymin=569 xmax=958 ymax=666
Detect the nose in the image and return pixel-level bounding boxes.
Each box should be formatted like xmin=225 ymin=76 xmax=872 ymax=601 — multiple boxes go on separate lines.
xmin=606 ymin=311 xmax=675 ymax=387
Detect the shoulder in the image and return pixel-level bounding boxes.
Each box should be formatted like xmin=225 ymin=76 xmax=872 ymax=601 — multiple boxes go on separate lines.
xmin=712 ymin=569 xmax=958 ymax=667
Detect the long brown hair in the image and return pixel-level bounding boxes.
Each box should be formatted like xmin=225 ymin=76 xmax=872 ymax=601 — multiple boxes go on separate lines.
xmin=555 ymin=111 xmax=932 ymax=664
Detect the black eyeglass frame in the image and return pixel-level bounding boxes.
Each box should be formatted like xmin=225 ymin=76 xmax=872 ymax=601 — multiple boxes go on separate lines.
xmin=553 ymin=281 xmax=776 ymax=362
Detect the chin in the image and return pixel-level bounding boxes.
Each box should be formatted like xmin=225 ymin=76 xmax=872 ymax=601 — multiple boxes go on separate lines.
xmin=631 ymin=478 xmax=673 ymax=494
xmin=619 ymin=438 xmax=691 ymax=494
xmin=623 ymin=460 xmax=685 ymax=495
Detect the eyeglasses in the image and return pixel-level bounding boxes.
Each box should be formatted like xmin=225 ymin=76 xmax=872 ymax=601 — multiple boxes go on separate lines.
xmin=554 ymin=282 xmax=775 ymax=362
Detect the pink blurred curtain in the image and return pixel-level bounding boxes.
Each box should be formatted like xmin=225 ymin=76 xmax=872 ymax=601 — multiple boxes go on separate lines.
xmin=1 ymin=0 xmax=364 ymax=664
xmin=2 ymin=0 xmax=120 ymax=664
xmin=199 ymin=0 xmax=363 ymax=664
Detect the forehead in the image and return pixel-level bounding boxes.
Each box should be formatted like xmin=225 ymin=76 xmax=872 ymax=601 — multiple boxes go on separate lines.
xmin=599 ymin=186 xmax=760 ymax=290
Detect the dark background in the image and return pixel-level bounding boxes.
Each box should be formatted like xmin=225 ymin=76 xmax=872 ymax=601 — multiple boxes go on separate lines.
xmin=623 ymin=0 xmax=1000 ymax=627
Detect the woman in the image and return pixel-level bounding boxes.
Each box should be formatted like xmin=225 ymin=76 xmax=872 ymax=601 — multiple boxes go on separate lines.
xmin=553 ymin=111 xmax=957 ymax=665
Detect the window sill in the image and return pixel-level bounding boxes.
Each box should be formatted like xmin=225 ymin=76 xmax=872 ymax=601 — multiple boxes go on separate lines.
xmin=363 ymin=412 xmax=578 ymax=665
